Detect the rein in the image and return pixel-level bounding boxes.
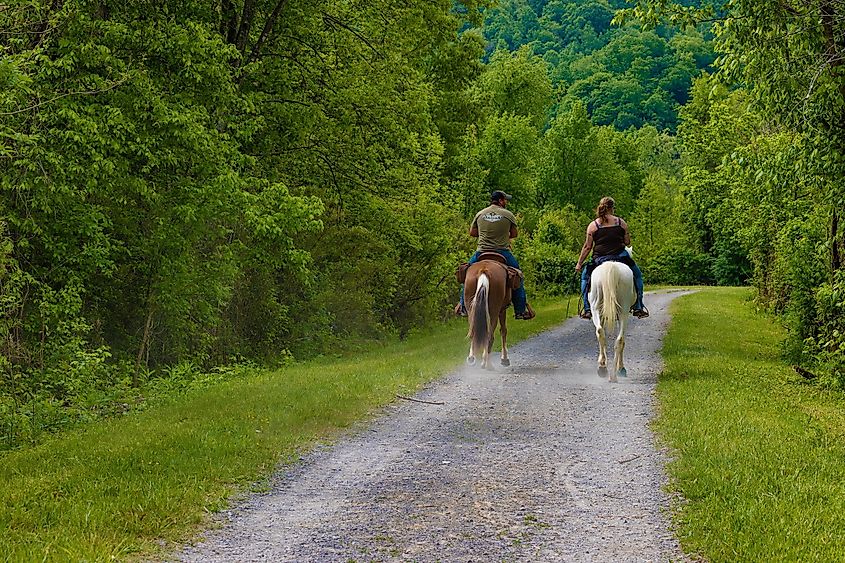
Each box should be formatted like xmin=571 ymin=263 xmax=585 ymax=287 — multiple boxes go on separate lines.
xmin=567 ymin=268 xmax=580 ymax=318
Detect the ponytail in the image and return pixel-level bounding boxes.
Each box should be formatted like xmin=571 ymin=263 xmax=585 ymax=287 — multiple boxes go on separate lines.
xmin=596 ymin=196 xmax=615 ymax=220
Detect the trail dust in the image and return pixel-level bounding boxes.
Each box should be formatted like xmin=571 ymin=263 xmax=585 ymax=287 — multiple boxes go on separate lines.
xmin=175 ymin=290 xmax=692 ymax=562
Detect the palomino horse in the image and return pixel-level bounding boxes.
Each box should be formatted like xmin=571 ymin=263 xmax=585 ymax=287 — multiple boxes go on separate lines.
xmin=464 ymin=258 xmax=511 ymax=369
xmin=588 ymin=261 xmax=636 ymax=382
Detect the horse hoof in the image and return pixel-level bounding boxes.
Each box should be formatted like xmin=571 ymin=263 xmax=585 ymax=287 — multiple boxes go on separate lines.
xmin=501 ymin=358 xmax=510 ymax=367
xmin=467 ymin=356 xmax=476 ymax=366
xmin=597 ymin=366 xmax=608 ymax=377
xmin=618 ymin=367 xmax=627 ymax=378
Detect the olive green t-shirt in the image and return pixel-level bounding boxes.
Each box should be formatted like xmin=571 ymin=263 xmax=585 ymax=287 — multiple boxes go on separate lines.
xmin=472 ymin=204 xmax=516 ymax=251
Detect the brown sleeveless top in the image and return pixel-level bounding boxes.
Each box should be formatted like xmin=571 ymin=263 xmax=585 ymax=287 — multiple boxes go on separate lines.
xmin=592 ymin=218 xmax=625 ymax=257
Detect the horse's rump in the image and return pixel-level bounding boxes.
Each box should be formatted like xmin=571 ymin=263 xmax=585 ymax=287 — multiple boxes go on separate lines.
xmin=464 ymin=261 xmax=510 ymax=310
xmin=465 ymin=261 xmax=510 ymax=363
xmin=590 ymin=261 xmax=635 ymax=335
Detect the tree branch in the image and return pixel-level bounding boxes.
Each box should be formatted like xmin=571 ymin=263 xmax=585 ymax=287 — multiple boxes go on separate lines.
xmin=0 ymin=77 xmax=128 ymax=116
xmin=248 ymin=0 xmax=289 ymax=64
xmin=322 ymin=12 xmax=382 ymax=59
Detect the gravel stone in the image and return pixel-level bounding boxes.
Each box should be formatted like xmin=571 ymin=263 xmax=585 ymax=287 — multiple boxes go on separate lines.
xmin=175 ymin=289 xmax=692 ymax=562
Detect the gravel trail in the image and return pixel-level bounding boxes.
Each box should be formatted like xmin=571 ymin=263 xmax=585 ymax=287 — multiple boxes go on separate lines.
xmin=177 ymin=289 xmax=691 ymax=562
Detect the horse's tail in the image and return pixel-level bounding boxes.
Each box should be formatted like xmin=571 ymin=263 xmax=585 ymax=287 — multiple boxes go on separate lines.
xmin=599 ymin=263 xmax=621 ymax=335
xmin=468 ymin=272 xmax=490 ymax=354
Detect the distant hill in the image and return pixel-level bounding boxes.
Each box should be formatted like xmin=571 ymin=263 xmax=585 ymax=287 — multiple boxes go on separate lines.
xmin=481 ymin=0 xmax=714 ymax=130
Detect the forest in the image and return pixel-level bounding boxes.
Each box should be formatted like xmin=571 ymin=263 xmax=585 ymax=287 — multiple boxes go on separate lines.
xmin=2 ymin=0 xmax=844 ymax=449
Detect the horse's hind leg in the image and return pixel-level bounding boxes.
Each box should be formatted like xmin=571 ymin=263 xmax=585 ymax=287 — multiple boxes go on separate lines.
xmin=595 ymin=324 xmax=608 ymax=377
xmin=466 ymin=342 xmax=476 ymax=366
xmin=483 ymin=318 xmax=498 ymax=370
xmin=615 ymin=318 xmax=627 ymax=379
xmin=499 ymin=310 xmax=509 ymax=366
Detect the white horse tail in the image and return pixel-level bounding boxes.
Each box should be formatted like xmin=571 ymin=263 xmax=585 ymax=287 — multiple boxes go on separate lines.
xmin=599 ymin=263 xmax=621 ymax=335
xmin=468 ymin=272 xmax=491 ymax=354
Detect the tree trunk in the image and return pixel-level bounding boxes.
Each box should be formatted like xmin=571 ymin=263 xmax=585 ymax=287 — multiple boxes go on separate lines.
xmin=248 ymin=0 xmax=289 ymax=64
xmin=235 ymin=0 xmax=257 ymax=56
xmin=833 ymin=208 xmax=841 ymax=278
xmin=133 ymin=306 xmax=154 ymax=387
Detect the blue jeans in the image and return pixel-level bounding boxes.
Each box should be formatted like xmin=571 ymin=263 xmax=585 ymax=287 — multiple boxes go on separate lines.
xmin=460 ymin=249 xmax=527 ymax=315
xmin=581 ymin=250 xmax=644 ymax=313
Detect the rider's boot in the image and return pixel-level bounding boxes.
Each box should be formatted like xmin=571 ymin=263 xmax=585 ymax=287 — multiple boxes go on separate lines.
xmin=579 ymin=291 xmax=591 ymax=319
xmin=631 ymin=296 xmax=649 ymax=318
xmin=515 ymin=303 xmax=535 ymax=320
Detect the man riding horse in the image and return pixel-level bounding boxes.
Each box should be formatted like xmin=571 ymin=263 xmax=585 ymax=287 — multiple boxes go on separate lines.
xmin=455 ymin=190 xmax=535 ymax=320
xmin=575 ymin=196 xmax=648 ymax=320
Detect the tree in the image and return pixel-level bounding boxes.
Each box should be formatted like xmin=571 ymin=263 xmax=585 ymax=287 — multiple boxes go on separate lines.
xmin=477 ymin=46 xmax=553 ymax=128
xmin=537 ymin=102 xmax=631 ymax=212
xmin=619 ymin=0 xmax=845 ymax=380
xmin=477 ymin=113 xmax=540 ymax=209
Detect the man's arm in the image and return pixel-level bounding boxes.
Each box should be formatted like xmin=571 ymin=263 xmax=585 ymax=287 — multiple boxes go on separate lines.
xmin=509 ymin=224 xmax=518 ymax=239
xmin=469 ymin=213 xmax=479 ymax=237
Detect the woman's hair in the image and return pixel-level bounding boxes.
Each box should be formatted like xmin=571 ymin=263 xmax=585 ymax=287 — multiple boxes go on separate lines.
xmin=596 ymin=196 xmax=615 ymax=219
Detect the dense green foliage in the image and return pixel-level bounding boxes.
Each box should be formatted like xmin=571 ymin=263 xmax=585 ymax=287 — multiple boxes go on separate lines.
xmin=482 ymin=0 xmax=715 ymax=130
xmin=660 ymin=288 xmax=845 ymax=561
xmin=621 ymin=0 xmax=845 ymax=386
xmin=3 ymin=0 xmax=841 ymax=452
xmin=1 ymin=0 xmax=489 ymax=447
xmin=0 ymin=0 xmax=706 ymax=449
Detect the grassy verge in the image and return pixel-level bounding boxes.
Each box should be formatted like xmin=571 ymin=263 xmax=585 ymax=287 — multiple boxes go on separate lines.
xmin=0 ymin=297 xmax=568 ymax=561
xmin=659 ymin=287 xmax=845 ymax=561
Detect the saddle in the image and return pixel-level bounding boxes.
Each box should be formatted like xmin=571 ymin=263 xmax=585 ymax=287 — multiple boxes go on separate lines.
xmin=456 ymin=258 xmax=523 ymax=290
xmin=476 ymin=251 xmax=507 ymax=264
xmin=593 ymin=254 xmax=636 ymax=270
xmin=584 ymin=255 xmax=636 ymax=292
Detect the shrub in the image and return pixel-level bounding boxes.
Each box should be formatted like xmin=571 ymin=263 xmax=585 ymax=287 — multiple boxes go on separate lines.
xmin=520 ymin=206 xmax=587 ymax=295
xmin=645 ymin=240 xmax=715 ymax=285
xmin=801 ymin=272 xmax=845 ymax=388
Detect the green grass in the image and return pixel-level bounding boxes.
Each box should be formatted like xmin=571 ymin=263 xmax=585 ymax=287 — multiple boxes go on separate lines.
xmin=659 ymin=287 xmax=845 ymax=562
xmin=0 ymin=298 xmax=568 ymax=561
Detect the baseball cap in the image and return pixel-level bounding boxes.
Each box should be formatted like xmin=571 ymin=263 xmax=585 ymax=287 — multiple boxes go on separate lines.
xmin=490 ymin=190 xmax=513 ymax=202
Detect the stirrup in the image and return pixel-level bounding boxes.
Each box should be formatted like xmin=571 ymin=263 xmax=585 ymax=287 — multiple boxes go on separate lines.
xmin=515 ymin=304 xmax=535 ymax=320
xmin=632 ymin=305 xmax=649 ymax=319
xmin=454 ymin=303 xmax=467 ymax=317
xmin=579 ymin=310 xmax=592 ymax=320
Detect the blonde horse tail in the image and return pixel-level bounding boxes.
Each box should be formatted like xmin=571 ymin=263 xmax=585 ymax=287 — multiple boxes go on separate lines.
xmin=468 ymin=272 xmax=490 ymax=354
xmin=599 ymin=264 xmax=620 ymax=335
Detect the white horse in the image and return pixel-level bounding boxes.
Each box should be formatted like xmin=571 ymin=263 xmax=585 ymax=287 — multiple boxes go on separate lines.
xmin=588 ymin=260 xmax=636 ymax=383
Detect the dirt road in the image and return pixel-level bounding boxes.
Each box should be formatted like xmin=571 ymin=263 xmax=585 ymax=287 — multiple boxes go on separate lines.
xmin=178 ymin=290 xmax=690 ymax=562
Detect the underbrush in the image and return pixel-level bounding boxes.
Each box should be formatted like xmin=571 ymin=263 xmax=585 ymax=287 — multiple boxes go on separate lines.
xmin=0 ymin=359 xmax=271 ymax=453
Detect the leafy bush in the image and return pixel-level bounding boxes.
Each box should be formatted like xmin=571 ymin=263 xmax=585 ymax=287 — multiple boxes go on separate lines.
xmin=800 ymin=273 xmax=845 ymax=388
xmin=520 ymin=207 xmax=586 ymax=295
xmin=530 ymin=245 xmax=579 ymax=295
xmin=711 ymin=239 xmax=752 ymax=286
xmin=645 ymin=240 xmax=715 ymax=285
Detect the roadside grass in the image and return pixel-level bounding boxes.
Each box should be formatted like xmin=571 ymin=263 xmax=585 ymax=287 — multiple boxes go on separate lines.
xmin=0 ymin=298 xmax=568 ymax=561
xmin=660 ymin=287 xmax=845 ymax=561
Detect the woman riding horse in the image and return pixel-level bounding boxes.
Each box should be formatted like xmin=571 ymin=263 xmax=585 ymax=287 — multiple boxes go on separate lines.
xmin=575 ymin=197 xmax=648 ymax=320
